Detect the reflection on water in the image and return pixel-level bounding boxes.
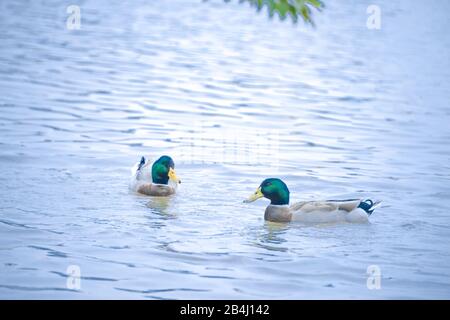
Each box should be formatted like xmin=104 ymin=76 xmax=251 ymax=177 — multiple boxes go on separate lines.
xmin=146 ymin=197 xmax=173 ymax=216
xmin=251 ymin=223 xmax=290 ymax=253
xmin=1 ymin=0 xmax=450 ymax=299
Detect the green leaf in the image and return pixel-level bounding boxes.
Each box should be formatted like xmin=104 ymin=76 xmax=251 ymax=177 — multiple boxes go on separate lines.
xmin=276 ymin=0 xmax=290 ymax=20
xmin=305 ymin=0 xmax=323 ymax=9
xmin=222 ymin=0 xmax=324 ymax=25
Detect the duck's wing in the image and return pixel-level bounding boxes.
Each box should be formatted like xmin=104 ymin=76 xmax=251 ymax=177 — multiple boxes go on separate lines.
xmin=131 ymin=156 xmax=152 ymax=182
xmin=325 ymin=199 xmax=362 ymax=212
xmin=290 ymin=201 xmax=341 ymax=213
xmin=291 ymin=199 xmax=381 ymax=215
xmin=129 ymin=156 xmax=153 ymax=192
xmin=131 ymin=156 xmax=144 ymax=177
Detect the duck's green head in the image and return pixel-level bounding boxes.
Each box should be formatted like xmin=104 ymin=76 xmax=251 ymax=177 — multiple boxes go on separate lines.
xmin=151 ymin=155 xmax=181 ymax=185
xmin=244 ymin=178 xmax=290 ymax=206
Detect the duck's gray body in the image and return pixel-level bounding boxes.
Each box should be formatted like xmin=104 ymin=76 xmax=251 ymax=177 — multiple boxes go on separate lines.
xmin=265 ymin=199 xmax=379 ymax=223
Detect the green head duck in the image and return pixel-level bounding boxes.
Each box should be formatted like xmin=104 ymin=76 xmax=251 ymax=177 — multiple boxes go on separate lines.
xmin=151 ymin=155 xmax=181 ymax=185
xmin=244 ymin=178 xmax=290 ymax=205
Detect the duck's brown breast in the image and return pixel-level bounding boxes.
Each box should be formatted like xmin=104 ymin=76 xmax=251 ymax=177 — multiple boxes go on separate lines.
xmin=264 ymin=205 xmax=292 ymax=223
xmin=137 ymin=183 xmax=175 ymax=197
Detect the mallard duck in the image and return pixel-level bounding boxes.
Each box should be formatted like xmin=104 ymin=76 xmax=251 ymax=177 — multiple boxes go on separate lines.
xmin=244 ymin=178 xmax=381 ymax=223
xmin=130 ymin=155 xmax=181 ymax=196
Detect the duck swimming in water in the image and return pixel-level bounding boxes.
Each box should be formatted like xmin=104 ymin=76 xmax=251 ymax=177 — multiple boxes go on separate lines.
xmin=130 ymin=155 xmax=181 ymax=196
xmin=244 ymin=178 xmax=381 ymax=223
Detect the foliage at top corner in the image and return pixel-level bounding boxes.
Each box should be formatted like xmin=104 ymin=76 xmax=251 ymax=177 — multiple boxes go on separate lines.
xmin=225 ymin=0 xmax=325 ymax=25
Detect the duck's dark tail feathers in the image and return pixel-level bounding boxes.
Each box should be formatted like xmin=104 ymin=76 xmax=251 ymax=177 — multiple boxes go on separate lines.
xmin=358 ymin=199 xmax=382 ymax=216
xmin=137 ymin=156 xmax=146 ymax=171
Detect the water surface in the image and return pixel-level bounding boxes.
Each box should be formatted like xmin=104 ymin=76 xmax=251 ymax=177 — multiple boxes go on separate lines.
xmin=1 ymin=0 xmax=450 ymax=299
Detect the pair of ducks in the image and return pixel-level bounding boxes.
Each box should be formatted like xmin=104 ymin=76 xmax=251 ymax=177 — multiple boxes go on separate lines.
xmin=130 ymin=156 xmax=381 ymax=223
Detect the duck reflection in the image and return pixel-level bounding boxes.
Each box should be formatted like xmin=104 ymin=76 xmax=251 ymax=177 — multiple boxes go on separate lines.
xmin=145 ymin=196 xmax=176 ymax=218
xmin=253 ymin=222 xmax=289 ymax=253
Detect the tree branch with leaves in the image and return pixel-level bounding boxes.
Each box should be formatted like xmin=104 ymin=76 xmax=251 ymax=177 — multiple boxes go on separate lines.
xmin=222 ymin=0 xmax=325 ymax=25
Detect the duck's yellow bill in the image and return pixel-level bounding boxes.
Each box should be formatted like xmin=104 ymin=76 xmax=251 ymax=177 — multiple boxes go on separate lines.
xmin=244 ymin=187 xmax=263 ymax=203
xmin=168 ymin=168 xmax=181 ymax=184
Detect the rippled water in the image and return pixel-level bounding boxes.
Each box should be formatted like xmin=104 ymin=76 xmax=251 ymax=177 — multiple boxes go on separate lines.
xmin=1 ymin=0 xmax=450 ymax=299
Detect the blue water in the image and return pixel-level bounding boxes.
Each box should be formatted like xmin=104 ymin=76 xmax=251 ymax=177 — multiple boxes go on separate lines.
xmin=1 ymin=0 xmax=450 ymax=299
